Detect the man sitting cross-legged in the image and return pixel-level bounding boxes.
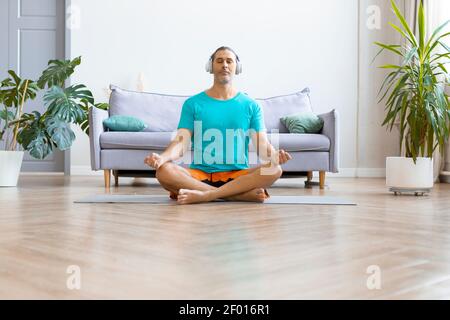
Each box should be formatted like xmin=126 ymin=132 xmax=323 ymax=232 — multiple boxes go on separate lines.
xmin=144 ymin=46 xmax=292 ymax=205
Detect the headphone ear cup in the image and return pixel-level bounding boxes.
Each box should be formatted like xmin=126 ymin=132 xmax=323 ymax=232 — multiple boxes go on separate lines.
xmin=235 ymin=61 xmax=242 ymax=75
xmin=205 ymin=59 xmax=213 ymax=73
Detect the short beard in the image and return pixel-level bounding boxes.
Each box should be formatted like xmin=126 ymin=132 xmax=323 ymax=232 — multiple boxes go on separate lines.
xmin=218 ymin=78 xmax=231 ymax=85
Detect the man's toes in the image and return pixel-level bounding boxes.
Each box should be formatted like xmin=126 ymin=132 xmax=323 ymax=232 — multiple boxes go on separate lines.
xmin=255 ymin=189 xmax=267 ymax=202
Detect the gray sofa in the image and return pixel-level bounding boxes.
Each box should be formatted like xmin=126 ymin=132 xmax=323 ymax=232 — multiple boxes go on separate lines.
xmin=89 ymin=85 xmax=339 ymax=189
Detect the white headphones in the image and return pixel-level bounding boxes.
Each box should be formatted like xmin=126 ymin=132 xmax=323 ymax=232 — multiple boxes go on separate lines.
xmin=205 ymin=47 xmax=242 ymax=75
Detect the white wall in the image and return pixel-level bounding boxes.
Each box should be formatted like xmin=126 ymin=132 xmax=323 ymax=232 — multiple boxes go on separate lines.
xmin=357 ymin=0 xmax=403 ymax=177
xmin=68 ymin=0 xmax=401 ymax=176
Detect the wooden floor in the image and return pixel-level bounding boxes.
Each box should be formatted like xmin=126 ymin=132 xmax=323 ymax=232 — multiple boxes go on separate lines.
xmin=1 ymin=175 xmax=450 ymax=299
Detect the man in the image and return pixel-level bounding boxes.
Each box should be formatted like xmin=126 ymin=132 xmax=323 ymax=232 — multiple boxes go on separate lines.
xmin=144 ymin=46 xmax=292 ymax=204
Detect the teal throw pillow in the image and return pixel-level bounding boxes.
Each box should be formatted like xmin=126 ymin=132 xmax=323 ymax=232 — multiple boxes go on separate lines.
xmin=280 ymin=112 xmax=324 ymax=134
xmin=103 ymin=115 xmax=147 ymax=132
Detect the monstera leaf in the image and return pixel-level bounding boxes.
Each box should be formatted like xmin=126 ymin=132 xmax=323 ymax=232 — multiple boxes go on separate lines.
xmin=78 ymin=102 xmax=109 ymax=135
xmin=44 ymin=84 xmax=94 ymax=123
xmin=16 ymin=111 xmax=53 ymax=159
xmin=27 ymin=131 xmax=53 ymax=159
xmin=37 ymin=56 xmax=81 ymax=89
xmin=0 ymin=109 xmax=15 ymax=139
xmin=44 ymin=116 xmax=75 ymax=150
xmin=0 ymin=109 xmax=15 ymax=122
xmin=0 ymin=78 xmax=14 ymax=104
xmin=0 ymin=70 xmax=38 ymax=108
xmin=15 ymin=111 xmax=76 ymax=159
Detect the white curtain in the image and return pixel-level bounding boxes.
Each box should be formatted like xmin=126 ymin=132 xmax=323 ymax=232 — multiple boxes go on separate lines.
xmin=404 ymin=0 xmax=450 ymax=43
xmin=426 ymin=1 xmax=450 ymax=175
xmin=404 ymin=0 xmax=449 ymax=37
xmin=428 ymin=1 xmax=450 ymax=173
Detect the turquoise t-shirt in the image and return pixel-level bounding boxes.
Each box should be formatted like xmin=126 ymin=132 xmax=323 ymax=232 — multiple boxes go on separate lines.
xmin=177 ymin=91 xmax=266 ymax=173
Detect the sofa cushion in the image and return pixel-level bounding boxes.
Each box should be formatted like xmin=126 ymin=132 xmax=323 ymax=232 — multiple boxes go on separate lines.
xmin=101 ymin=132 xmax=176 ymax=150
xmin=100 ymin=132 xmax=329 ymax=152
xmin=109 ymin=85 xmax=189 ymax=132
xmin=256 ymin=88 xmax=313 ymax=133
xmin=249 ymin=133 xmax=329 ymax=152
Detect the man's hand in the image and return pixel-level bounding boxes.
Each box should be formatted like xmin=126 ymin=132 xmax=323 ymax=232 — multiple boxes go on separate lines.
xmin=278 ymin=149 xmax=292 ymax=165
xmin=144 ymin=153 xmax=167 ymax=169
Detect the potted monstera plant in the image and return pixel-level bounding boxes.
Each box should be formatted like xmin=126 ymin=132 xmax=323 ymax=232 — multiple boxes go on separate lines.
xmin=0 ymin=56 xmax=106 ymax=186
xmin=0 ymin=71 xmax=39 ymax=186
xmin=375 ymin=0 xmax=450 ymax=195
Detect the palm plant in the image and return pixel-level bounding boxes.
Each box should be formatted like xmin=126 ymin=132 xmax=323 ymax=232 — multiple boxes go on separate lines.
xmin=375 ymin=0 xmax=450 ymax=162
xmin=0 ymin=56 xmax=108 ymax=159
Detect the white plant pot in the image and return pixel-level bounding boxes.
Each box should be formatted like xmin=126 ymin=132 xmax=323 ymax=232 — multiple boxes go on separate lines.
xmin=0 ymin=151 xmax=24 ymax=187
xmin=386 ymin=157 xmax=433 ymax=189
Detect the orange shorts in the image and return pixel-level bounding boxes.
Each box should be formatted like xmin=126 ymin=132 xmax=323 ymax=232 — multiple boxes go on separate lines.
xmin=188 ymin=168 xmax=251 ymax=188
xmin=168 ymin=168 xmax=270 ymax=200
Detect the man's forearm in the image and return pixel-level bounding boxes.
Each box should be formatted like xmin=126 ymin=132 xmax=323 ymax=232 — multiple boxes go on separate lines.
xmin=160 ymin=137 xmax=188 ymax=162
xmin=257 ymin=141 xmax=278 ymax=164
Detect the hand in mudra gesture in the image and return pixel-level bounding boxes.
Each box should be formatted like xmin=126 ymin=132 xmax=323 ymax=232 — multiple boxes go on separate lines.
xmin=144 ymin=153 xmax=166 ymax=169
xmin=278 ymin=149 xmax=292 ymax=165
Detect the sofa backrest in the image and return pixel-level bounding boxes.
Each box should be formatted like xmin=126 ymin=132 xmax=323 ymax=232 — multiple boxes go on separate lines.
xmin=109 ymin=85 xmax=190 ymax=132
xmin=108 ymin=85 xmax=313 ymax=132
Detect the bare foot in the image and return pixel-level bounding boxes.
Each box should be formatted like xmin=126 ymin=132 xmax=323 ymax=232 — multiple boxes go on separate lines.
xmin=227 ymin=188 xmax=267 ymax=203
xmin=169 ymin=191 xmax=178 ymax=200
xmin=177 ymin=189 xmax=212 ymax=205
xmin=176 ymin=188 xmax=268 ymax=204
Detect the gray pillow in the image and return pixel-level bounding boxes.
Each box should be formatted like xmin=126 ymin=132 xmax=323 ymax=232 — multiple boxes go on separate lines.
xmin=256 ymin=88 xmax=313 ymax=133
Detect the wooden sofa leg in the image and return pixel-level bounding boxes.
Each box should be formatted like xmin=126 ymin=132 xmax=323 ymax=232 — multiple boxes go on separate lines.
xmin=319 ymin=171 xmax=326 ymax=189
xmin=113 ymin=170 xmax=119 ymax=187
xmin=307 ymin=171 xmax=313 ymax=182
xmin=104 ymin=169 xmax=111 ymax=188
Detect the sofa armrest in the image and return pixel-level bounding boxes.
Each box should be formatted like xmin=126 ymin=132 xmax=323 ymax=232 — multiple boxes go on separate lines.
xmin=89 ymin=106 xmax=109 ymax=170
xmin=318 ymin=109 xmax=339 ymax=173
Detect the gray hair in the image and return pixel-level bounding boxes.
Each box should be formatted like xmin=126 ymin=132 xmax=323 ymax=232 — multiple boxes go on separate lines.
xmin=210 ymin=46 xmax=240 ymax=62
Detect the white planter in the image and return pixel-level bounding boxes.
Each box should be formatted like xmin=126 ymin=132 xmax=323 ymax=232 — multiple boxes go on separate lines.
xmin=386 ymin=157 xmax=433 ymax=189
xmin=0 ymin=151 xmax=24 ymax=187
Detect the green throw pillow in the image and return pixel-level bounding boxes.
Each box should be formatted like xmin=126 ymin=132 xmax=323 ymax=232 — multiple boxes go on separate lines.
xmin=103 ymin=115 xmax=147 ymax=132
xmin=280 ymin=112 xmax=324 ymax=134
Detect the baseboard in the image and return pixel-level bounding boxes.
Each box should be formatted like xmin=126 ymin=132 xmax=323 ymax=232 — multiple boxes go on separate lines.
xmin=327 ymin=168 xmax=385 ymax=178
xmin=70 ymin=166 xmax=103 ymax=176
xmin=355 ymin=168 xmax=386 ymax=178
xmin=20 ymin=172 xmax=64 ymax=176
xmin=327 ymin=168 xmax=357 ymax=178
xmin=69 ymin=166 xmax=386 ymax=178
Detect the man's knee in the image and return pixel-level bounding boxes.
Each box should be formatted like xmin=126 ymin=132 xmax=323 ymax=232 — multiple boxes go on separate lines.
xmin=155 ymin=162 xmax=176 ymax=182
xmin=260 ymin=164 xmax=282 ymax=180
xmin=272 ymin=165 xmax=283 ymax=180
